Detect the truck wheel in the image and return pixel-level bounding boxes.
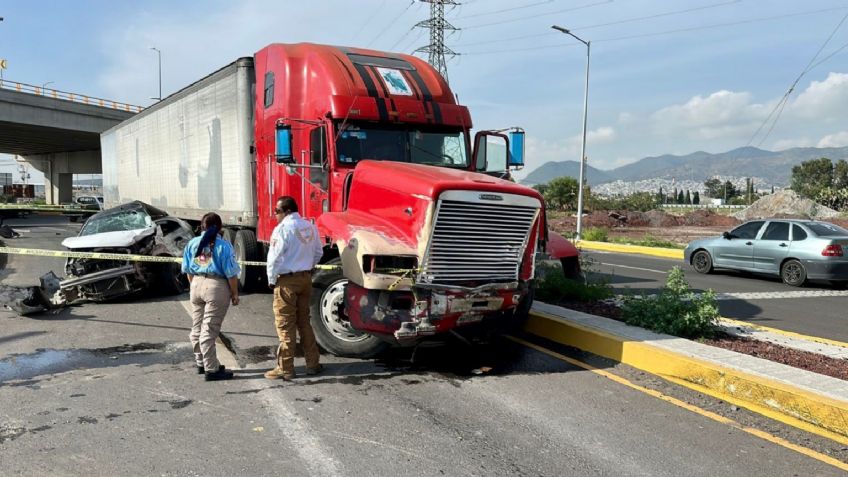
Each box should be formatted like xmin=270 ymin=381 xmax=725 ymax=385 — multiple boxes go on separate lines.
xmin=561 ymin=256 xmax=581 ymax=280
xmin=310 ymin=259 xmax=388 ymax=358
xmin=221 ymin=228 xmax=236 ymax=245
xmin=234 ymin=229 xmax=259 ymax=292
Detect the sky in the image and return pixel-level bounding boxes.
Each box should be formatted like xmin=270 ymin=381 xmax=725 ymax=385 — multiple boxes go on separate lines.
xmin=2 ymin=0 xmax=848 ymax=182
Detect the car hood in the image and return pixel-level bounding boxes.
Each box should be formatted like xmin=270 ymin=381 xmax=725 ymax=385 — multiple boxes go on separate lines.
xmin=62 ymin=227 xmax=156 ymax=249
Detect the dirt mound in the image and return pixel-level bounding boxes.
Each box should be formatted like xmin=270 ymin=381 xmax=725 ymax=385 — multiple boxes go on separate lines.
xmin=734 ymin=190 xmax=839 ymax=220
xmin=683 ymin=209 xmax=741 ymax=227
xmin=643 ymin=210 xmax=681 ymax=227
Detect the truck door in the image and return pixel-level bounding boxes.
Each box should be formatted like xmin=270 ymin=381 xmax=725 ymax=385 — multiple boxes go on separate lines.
xmin=302 ymin=126 xmax=330 ymax=221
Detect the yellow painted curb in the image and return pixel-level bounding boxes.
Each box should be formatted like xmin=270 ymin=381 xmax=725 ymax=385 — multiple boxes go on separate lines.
xmin=576 ymin=240 xmax=684 ymax=260
xmin=525 ymin=310 xmax=848 ymax=445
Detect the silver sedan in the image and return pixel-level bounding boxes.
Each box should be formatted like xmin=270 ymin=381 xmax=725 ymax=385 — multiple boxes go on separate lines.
xmin=684 ymin=219 xmax=848 ymax=287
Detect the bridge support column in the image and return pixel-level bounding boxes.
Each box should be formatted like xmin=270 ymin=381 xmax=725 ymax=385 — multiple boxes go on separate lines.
xmin=22 ymin=151 xmax=101 ymax=205
xmin=46 ymin=173 xmax=73 ymax=204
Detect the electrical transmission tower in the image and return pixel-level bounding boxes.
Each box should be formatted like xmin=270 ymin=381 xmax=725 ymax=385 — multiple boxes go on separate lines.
xmin=414 ymin=0 xmax=458 ymax=83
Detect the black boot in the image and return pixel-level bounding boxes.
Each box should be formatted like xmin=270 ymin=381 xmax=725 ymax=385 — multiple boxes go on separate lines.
xmin=205 ymin=365 xmax=233 ymax=381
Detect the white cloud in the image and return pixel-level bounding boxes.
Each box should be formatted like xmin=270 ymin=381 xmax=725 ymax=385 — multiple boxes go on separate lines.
xmin=790 ymin=73 xmax=848 ymax=121
xmin=771 ymin=137 xmax=814 ymax=150
xmin=648 ymin=90 xmax=773 ymax=141
xmin=817 ymin=131 xmax=848 ymax=148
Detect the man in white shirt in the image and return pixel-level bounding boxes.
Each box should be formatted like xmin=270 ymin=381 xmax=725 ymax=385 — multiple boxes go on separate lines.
xmin=264 ymin=196 xmax=324 ymax=380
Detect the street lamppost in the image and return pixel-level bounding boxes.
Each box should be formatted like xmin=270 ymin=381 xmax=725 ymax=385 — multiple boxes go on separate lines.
xmin=41 ymin=81 xmax=54 ymax=95
xmin=150 ymin=47 xmax=162 ymax=101
xmin=552 ymin=24 xmax=590 ymax=241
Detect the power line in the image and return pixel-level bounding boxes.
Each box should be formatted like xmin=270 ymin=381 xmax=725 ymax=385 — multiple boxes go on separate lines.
xmin=454 ymin=0 xmax=557 ymax=20
xmin=351 ymin=0 xmax=387 ymax=44
xmin=748 ymin=12 xmax=848 ymax=147
xmin=460 ymin=0 xmax=613 ymax=30
xmin=454 ymin=0 xmax=741 ymax=48
xmin=367 ymin=0 xmax=416 ymax=48
xmin=460 ymin=6 xmax=848 ymax=55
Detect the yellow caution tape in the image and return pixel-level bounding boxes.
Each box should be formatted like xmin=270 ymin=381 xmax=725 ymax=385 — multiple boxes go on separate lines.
xmin=0 ymin=246 xmax=429 ymax=279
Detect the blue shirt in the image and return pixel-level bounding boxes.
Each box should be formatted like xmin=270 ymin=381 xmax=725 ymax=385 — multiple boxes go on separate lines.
xmin=181 ymin=235 xmax=241 ymax=278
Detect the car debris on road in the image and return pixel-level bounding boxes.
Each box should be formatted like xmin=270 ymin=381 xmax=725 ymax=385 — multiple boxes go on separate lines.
xmin=0 ymin=201 xmax=194 ymax=315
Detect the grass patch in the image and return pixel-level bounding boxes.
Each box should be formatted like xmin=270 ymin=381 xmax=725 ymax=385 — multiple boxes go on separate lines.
xmin=609 ymin=235 xmax=684 ymax=249
xmin=581 ymin=227 xmax=609 ymax=242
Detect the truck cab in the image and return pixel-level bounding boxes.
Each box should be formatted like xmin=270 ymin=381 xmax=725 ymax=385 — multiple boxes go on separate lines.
xmin=253 ymin=44 xmax=577 ymax=357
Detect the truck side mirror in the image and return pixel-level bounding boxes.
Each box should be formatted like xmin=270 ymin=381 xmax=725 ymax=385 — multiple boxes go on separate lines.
xmin=508 ymin=129 xmax=525 ymax=167
xmin=473 ymin=131 xmax=509 ymax=173
xmin=275 ymin=126 xmax=294 ymax=164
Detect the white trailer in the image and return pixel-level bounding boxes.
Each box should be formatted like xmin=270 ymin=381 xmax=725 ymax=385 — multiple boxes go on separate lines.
xmin=101 ymin=58 xmax=258 ymax=227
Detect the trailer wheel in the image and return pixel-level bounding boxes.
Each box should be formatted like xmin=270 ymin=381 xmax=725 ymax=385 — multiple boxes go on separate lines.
xmin=234 ymin=229 xmax=259 ymax=292
xmin=309 ymin=259 xmax=388 ymax=358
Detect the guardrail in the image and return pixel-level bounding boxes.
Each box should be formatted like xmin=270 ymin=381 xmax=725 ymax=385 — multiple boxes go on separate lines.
xmin=0 ymin=79 xmax=144 ymax=113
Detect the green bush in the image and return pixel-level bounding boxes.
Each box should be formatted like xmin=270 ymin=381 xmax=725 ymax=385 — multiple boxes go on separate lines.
xmin=621 ymin=267 xmax=719 ymax=339
xmin=582 ymin=227 xmax=609 ymax=242
xmin=535 ymin=262 xmax=613 ymax=303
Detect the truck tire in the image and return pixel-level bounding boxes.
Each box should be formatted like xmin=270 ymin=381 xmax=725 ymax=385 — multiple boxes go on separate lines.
xmin=309 ymin=259 xmax=388 ymax=358
xmin=234 ymin=229 xmax=259 ymax=292
xmin=221 ymin=228 xmax=236 ymax=246
xmin=561 ymin=256 xmax=582 ymax=280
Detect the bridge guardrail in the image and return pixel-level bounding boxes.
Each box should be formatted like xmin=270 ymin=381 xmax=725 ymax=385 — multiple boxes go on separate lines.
xmin=0 ymin=79 xmax=144 ymax=113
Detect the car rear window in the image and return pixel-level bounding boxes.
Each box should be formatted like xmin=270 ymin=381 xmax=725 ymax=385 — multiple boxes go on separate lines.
xmin=762 ymin=222 xmax=789 ymax=241
xmin=792 ymin=225 xmax=807 ymax=241
xmin=803 ymin=222 xmax=848 ymax=237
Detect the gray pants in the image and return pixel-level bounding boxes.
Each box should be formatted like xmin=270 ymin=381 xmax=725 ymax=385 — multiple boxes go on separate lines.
xmin=189 ymin=276 xmax=231 ymax=372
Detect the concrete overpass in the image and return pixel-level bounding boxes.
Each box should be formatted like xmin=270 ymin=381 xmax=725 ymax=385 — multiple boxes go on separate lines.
xmin=0 ymin=80 xmax=141 ymax=203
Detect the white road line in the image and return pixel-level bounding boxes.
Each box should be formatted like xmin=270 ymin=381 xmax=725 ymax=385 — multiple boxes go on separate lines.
xmin=597 ymin=262 xmax=667 ymax=274
xmin=179 ymin=299 xmax=343 ymax=477
xmin=616 ymin=290 xmax=848 ymax=301
xmin=259 ymin=391 xmax=344 ymax=477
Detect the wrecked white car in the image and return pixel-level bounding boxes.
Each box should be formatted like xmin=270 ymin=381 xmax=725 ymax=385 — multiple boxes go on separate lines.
xmin=59 ymin=201 xmax=194 ymax=303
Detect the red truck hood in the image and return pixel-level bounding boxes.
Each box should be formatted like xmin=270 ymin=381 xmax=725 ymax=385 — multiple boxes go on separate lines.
xmin=350 ymin=160 xmax=544 ymax=202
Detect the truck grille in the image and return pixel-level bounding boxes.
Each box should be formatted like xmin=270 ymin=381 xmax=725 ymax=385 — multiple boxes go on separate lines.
xmin=420 ymin=194 xmax=540 ymax=285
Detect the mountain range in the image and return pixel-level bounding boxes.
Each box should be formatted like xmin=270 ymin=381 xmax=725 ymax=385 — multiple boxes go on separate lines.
xmin=520 ymin=146 xmax=848 ymax=187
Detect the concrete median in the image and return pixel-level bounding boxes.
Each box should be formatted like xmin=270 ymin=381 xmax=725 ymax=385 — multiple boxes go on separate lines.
xmin=525 ymin=301 xmax=848 ymax=445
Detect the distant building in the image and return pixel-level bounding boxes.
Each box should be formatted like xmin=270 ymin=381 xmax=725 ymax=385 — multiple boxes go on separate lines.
xmin=0 ymin=173 xmax=12 ymax=186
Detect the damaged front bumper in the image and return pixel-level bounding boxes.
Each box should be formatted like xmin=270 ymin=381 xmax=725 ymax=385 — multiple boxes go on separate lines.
xmin=345 ymin=281 xmax=529 ymax=342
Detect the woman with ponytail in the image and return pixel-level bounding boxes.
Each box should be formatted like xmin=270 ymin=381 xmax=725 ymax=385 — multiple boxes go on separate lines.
xmin=181 ymin=212 xmax=240 ymax=382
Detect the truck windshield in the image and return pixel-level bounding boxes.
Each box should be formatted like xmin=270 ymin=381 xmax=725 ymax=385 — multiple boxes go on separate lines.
xmin=335 ymin=123 xmax=468 ymax=168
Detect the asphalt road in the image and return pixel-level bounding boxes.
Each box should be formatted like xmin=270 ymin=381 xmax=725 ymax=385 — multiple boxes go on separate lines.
xmin=585 ymin=251 xmax=848 ymax=343
xmin=0 ymin=216 xmax=845 ymax=476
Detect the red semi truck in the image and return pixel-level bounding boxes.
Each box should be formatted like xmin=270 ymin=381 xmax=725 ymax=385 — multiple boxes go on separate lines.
xmin=101 ymin=43 xmax=579 ymax=357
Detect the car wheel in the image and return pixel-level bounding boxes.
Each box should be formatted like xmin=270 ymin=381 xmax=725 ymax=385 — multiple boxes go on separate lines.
xmin=781 ymin=259 xmax=806 ymax=287
xmin=692 ymin=250 xmax=713 ymax=274
xmin=309 ymin=258 xmax=388 ymax=358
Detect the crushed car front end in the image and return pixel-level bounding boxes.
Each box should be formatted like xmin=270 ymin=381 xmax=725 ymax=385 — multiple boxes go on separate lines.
xmin=59 ymin=201 xmax=193 ymax=303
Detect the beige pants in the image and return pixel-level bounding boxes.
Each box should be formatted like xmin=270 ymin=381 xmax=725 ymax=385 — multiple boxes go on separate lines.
xmin=273 ymin=272 xmax=320 ymax=376
xmin=189 ymin=276 xmax=231 ymax=372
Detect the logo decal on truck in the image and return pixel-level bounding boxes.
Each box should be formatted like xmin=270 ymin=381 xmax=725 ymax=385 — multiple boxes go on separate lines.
xmin=377 ymin=68 xmax=413 ymax=96
xmin=479 ymin=194 xmax=504 ymax=201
